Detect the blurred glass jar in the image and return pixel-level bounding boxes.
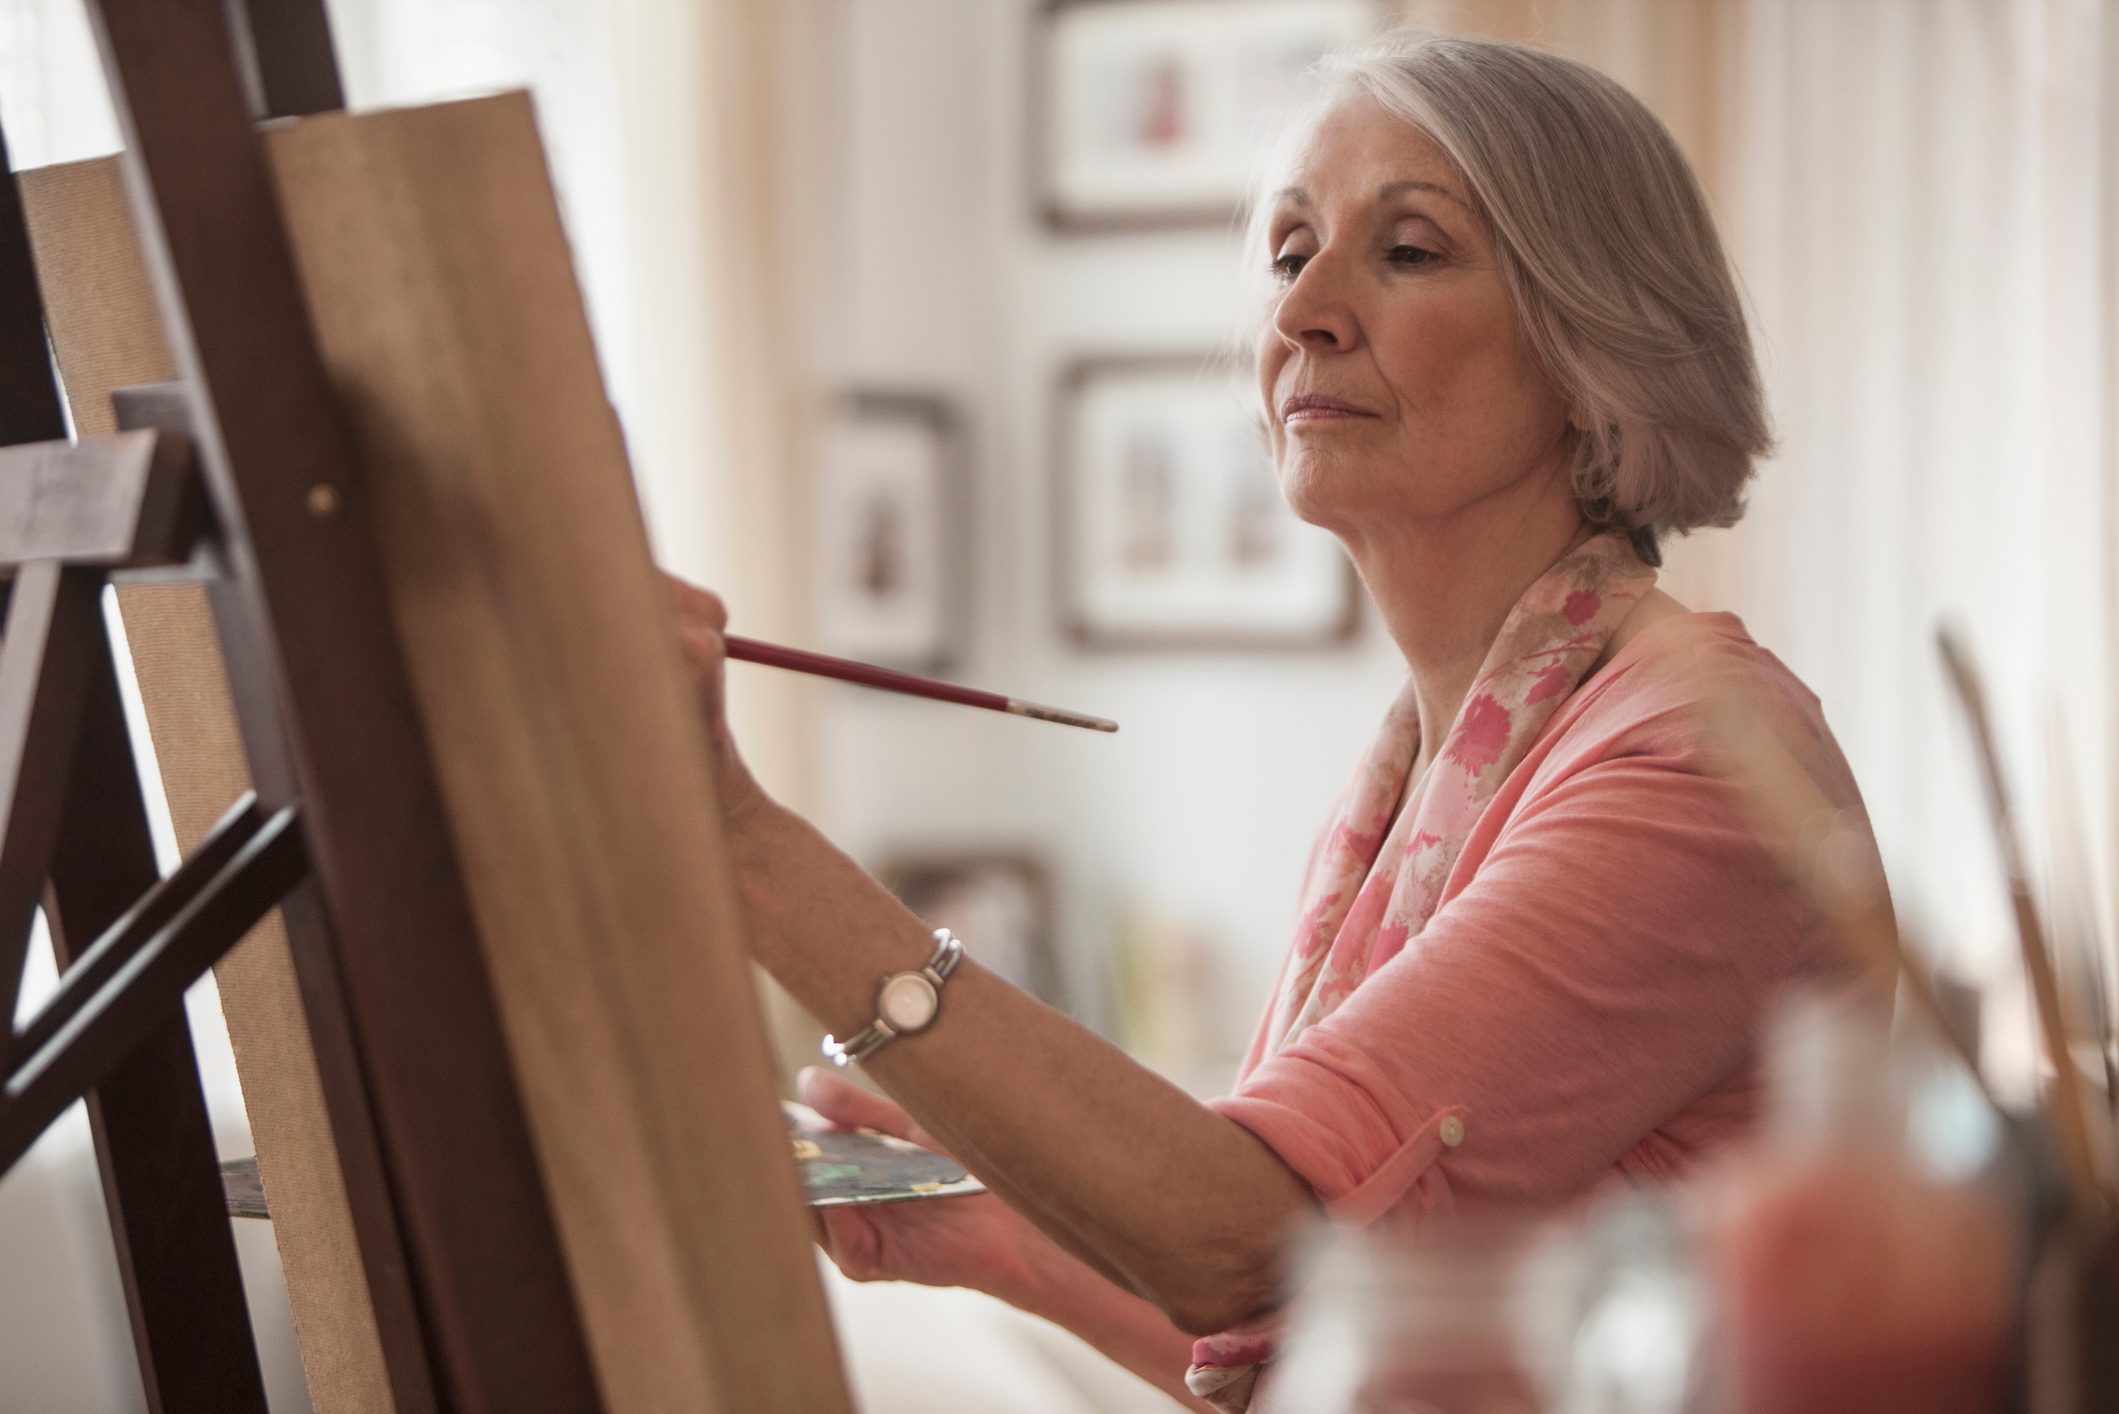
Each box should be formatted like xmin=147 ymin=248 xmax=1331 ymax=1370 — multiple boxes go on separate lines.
xmin=1701 ymin=992 xmax=2019 ymax=1414
xmin=1536 ymin=1196 xmax=1713 ymax=1414
xmin=1269 ymin=1219 xmax=1553 ymax=1414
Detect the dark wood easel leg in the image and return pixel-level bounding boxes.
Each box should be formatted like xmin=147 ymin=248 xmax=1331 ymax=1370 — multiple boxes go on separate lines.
xmin=1 ymin=87 xmax=267 ymax=1414
xmin=43 ymin=610 xmax=271 ymax=1414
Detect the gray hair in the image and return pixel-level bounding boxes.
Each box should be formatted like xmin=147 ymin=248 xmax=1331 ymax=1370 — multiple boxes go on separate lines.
xmin=1254 ymin=33 xmax=1770 ymax=561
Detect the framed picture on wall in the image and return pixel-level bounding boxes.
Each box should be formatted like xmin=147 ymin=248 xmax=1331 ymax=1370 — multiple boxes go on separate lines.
xmin=878 ymin=851 xmax=1063 ymax=1009
xmin=1032 ymin=0 xmax=1385 ymax=232
xmin=1053 ymin=352 xmax=1360 ymax=651
xmin=812 ymin=392 xmax=967 ymax=673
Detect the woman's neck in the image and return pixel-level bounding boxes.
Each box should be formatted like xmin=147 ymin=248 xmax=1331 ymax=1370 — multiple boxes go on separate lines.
xmin=1343 ymin=483 xmax=1593 ymax=767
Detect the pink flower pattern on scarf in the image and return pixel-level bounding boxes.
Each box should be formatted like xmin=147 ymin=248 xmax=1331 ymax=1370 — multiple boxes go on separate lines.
xmin=1186 ymin=534 xmax=1656 ymax=1410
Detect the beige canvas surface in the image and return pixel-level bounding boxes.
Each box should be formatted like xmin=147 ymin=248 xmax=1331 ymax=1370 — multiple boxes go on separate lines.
xmin=21 ymin=156 xmax=397 ymax=1414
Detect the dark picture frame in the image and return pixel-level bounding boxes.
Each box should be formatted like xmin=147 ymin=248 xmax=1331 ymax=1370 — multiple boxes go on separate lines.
xmin=811 ymin=391 xmax=969 ymax=674
xmin=1052 ymin=352 xmax=1361 ymax=651
xmin=1031 ymin=0 xmax=1387 ymax=233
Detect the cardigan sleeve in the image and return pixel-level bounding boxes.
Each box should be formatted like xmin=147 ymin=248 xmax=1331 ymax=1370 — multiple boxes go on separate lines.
xmin=1208 ymin=733 xmax=1843 ymax=1218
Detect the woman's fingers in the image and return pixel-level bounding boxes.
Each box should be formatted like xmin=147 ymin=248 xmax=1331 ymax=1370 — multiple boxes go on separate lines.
xmin=677 ymin=623 xmax=727 ymax=689
xmin=666 ymin=576 xmax=730 ymax=685
xmin=797 ymin=1065 xmax=911 ymax=1136
xmin=659 ymin=573 xmax=770 ymax=825
xmin=665 ymin=573 xmax=729 ymax=633
xmin=796 ymin=1066 xmax=941 ymax=1151
xmin=810 ymin=1192 xmax=1031 ymax=1297
xmin=814 ymin=1206 xmax=889 ymax=1283
xmin=664 ymin=575 xmax=719 ymax=660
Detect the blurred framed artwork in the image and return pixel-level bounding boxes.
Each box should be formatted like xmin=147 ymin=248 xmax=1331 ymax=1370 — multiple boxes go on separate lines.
xmin=812 ymin=392 xmax=966 ymax=673
xmin=878 ymin=852 xmax=1062 ymax=1008
xmin=1054 ymin=352 xmax=1360 ymax=650
xmin=1033 ymin=0 xmax=1384 ymax=232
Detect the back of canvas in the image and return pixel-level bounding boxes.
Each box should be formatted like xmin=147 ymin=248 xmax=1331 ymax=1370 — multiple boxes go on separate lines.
xmin=23 ymin=92 xmax=852 ymax=1414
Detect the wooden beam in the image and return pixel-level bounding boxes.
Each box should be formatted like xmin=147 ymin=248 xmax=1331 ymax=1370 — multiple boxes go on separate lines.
xmin=0 ymin=429 xmax=204 ymax=573
xmin=3 ymin=93 xmax=267 ymax=1414
xmin=114 ymin=351 xmax=438 ymax=1414
xmin=0 ymin=561 xmax=103 ymax=1028
xmin=225 ymin=0 xmax=345 ymax=120
xmin=0 ymin=805 xmax=304 ymax=1171
xmin=43 ymin=612 xmax=270 ymax=1414
xmin=0 ymin=120 xmax=65 ymax=449
xmin=11 ymin=792 xmax=264 ymax=1068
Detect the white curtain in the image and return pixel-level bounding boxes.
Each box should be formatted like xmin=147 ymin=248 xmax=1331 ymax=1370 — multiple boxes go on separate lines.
xmin=0 ymin=0 xmax=116 ymax=167
xmin=1675 ymin=0 xmax=2119 ymax=1003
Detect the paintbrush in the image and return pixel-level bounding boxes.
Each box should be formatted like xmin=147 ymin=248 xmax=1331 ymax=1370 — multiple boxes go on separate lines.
xmin=1937 ymin=626 xmax=2106 ymax=1217
xmin=2043 ymin=712 xmax=2116 ymax=1107
xmin=723 ymin=635 xmax=1117 ymax=733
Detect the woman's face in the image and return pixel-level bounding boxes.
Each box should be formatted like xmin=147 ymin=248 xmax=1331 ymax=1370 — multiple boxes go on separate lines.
xmin=1256 ymin=94 xmax=1575 ymax=542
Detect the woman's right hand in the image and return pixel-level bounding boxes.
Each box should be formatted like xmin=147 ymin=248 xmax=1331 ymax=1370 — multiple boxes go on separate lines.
xmin=664 ymin=574 xmax=772 ymax=832
xmin=798 ymin=1066 xmax=1045 ymax=1305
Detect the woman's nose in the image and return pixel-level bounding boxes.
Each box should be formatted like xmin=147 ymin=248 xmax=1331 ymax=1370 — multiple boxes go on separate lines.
xmin=1272 ymin=255 xmax=1359 ymax=353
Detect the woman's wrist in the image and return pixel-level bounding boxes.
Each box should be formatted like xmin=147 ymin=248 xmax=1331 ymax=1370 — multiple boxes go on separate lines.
xmin=714 ymin=764 xmax=778 ymax=842
xmin=990 ymin=1229 xmax=1209 ymax=1406
xmin=725 ymin=798 xmax=807 ymax=954
xmin=975 ymin=1210 xmax=1061 ymax=1314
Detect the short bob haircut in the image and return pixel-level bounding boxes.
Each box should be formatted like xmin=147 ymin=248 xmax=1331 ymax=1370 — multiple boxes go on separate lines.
xmin=1252 ymin=33 xmax=1770 ymax=564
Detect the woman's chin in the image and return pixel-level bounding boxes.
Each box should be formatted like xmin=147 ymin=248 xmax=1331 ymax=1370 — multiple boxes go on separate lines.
xmin=1278 ymin=464 xmax=1363 ymax=535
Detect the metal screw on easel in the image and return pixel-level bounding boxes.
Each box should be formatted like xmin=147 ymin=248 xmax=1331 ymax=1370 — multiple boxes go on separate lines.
xmin=307 ymin=484 xmax=340 ymax=519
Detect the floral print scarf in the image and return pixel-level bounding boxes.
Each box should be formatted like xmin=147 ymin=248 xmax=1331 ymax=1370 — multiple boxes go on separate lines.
xmin=1186 ymin=533 xmax=1656 ymax=1411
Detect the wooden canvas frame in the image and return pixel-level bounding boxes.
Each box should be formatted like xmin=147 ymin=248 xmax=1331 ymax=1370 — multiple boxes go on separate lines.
xmin=0 ymin=3 xmax=851 ymax=1411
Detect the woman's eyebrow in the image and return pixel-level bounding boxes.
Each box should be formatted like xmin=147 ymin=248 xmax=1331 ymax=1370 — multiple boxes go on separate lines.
xmin=1272 ymin=180 xmax=1470 ymax=212
xmin=1377 ymin=179 xmax=1470 ymax=212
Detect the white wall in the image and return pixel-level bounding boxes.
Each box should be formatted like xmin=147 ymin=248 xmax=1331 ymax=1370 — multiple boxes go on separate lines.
xmin=806 ymin=0 xmax=1409 ymax=1065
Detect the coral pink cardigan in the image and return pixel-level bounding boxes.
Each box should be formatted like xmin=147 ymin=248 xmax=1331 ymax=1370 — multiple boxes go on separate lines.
xmin=1213 ymin=611 xmax=1870 ymax=1256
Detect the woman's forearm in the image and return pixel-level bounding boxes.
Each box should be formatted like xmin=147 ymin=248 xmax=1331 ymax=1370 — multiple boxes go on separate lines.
xmin=729 ymin=801 xmax=1315 ymax=1336
xmin=1002 ymin=1233 xmax=1216 ymax=1410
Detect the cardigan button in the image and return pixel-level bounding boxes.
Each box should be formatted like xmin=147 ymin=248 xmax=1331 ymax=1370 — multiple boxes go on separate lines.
xmin=1439 ymin=1115 xmax=1466 ymax=1147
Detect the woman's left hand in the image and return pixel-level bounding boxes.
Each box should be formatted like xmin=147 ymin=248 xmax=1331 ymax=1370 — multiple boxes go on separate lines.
xmin=665 ymin=574 xmax=771 ymax=831
xmin=797 ymin=1066 xmax=1045 ymax=1303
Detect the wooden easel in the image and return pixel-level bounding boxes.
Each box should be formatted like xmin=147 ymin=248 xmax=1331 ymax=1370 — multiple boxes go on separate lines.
xmin=0 ymin=3 xmax=850 ymax=1411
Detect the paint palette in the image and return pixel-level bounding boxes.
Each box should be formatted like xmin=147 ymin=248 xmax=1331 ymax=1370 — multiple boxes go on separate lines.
xmin=785 ymin=1102 xmax=986 ymax=1208
xmin=221 ymin=1105 xmax=989 ymax=1221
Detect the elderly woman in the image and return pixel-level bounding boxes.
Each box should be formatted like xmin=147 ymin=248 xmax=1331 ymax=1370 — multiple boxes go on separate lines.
xmin=674 ymin=30 xmax=1873 ymax=1413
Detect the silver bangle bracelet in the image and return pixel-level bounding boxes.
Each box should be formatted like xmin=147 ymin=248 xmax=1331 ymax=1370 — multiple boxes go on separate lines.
xmin=821 ymin=928 xmax=962 ymax=1067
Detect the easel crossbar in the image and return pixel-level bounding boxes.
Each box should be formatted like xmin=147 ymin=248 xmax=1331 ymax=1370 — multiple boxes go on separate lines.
xmin=9 ymin=790 xmax=266 ymax=1067
xmin=0 ymin=428 xmax=203 ymax=575
xmin=0 ymin=802 xmax=304 ymax=1170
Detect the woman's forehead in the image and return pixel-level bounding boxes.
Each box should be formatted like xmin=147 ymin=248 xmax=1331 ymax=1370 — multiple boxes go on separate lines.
xmin=1272 ymin=94 xmax=1467 ymax=212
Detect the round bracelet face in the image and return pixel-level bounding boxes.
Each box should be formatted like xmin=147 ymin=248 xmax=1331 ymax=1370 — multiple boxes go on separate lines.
xmin=878 ymin=972 xmax=940 ymax=1032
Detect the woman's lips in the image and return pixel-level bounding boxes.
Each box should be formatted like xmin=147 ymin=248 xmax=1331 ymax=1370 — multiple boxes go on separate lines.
xmin=1281 ymin=393 xmax=1378 ymax=424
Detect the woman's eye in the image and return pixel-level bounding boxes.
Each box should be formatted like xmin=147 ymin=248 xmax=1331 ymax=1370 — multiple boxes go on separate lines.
xmin=1270 ymin=252 xmax=1308 ymax=282
xmin=1388 ymin=244 xmax=1439 ymax=268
